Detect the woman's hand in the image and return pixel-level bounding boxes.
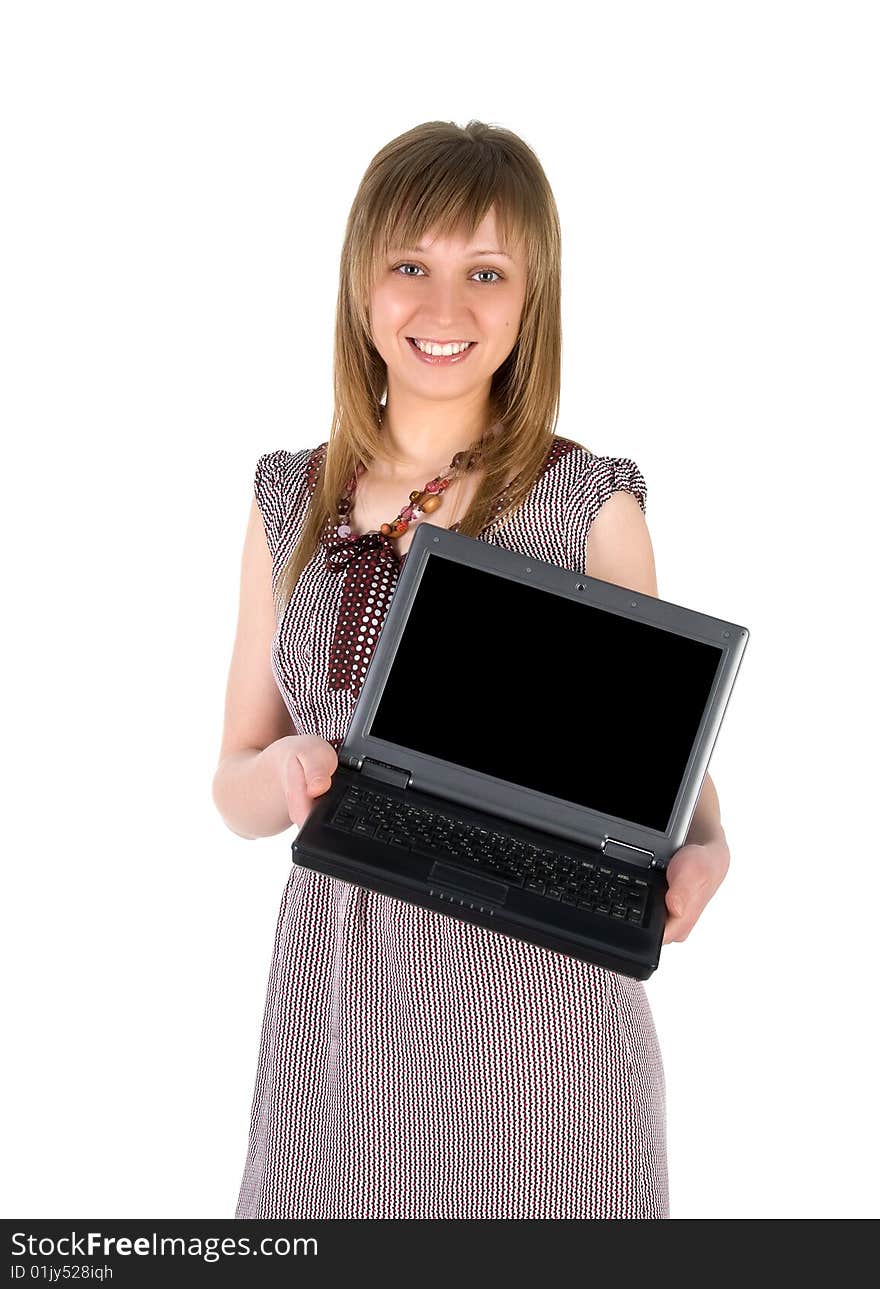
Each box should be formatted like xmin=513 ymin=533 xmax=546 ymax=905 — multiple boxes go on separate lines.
xmin=271 ymin=734 xmax=339 ymax=829
xmin=662 ymin=837 xmax=730 ymax=944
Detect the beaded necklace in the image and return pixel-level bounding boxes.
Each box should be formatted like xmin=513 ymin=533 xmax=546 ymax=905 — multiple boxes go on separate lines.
xmin=323 ymin=418 xmax=502 ymax=573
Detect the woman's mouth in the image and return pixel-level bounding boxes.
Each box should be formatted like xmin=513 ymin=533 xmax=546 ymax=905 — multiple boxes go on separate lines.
xmin=406 ymin=337 xmax=478 ymax=366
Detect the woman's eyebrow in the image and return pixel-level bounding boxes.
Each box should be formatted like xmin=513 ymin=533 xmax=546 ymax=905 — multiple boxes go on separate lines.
xmin=391 ymin=245 xmax=513 ymax=260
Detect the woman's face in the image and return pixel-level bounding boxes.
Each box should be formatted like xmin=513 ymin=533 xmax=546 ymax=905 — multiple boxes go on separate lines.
xmin=369 ymin=207 xmax=527 ymax=404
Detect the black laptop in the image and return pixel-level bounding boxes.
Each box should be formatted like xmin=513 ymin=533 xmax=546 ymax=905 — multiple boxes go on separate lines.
xmin=292 ymin=522 xmax=749 ymax=980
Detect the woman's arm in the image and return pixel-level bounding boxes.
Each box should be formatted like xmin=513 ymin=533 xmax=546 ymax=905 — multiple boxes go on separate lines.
xmin=212 ymin=495 xmax=336 ymax=839
xmin=586 ymin=488 xmax=731 ymax=943
xmin=213 ymin=743 xmax=295 ymax=841
xmin=685 ymin=772 xmax=727 ymax=850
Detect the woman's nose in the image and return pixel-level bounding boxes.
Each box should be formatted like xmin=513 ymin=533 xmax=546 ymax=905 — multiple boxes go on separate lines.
xmin=419 ymin=280 xmax=473 ymax=329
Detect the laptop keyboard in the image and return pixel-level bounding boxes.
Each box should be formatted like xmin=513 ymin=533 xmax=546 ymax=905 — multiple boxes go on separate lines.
xmin=327 ymin=785 xmax=649 ymax=927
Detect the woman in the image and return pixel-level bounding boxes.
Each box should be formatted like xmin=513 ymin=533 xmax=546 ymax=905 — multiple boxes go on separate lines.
xmin=213 ymin=120 xmax=730 ymax=1219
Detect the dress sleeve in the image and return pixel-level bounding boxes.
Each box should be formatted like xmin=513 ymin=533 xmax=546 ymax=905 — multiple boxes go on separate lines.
xmin=564 ymin=451 xmax=648 ymax=572
xmin=252 ymin=446 xmax=316 ymax=562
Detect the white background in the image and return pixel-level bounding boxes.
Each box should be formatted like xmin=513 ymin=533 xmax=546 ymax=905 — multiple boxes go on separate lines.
xmin=2 ymin=0 xmax=877 ymax=1220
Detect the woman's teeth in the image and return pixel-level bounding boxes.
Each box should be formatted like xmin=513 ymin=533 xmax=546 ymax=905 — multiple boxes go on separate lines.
xmin=410 ymin=338 xmax=474 ymax=356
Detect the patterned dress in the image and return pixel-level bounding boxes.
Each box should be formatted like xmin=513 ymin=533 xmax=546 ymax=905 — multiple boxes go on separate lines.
xmin=234 ymin=434 xmax=669 ymax=1220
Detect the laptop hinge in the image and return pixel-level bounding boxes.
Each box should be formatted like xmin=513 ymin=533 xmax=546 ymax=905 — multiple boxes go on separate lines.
xmin=360 ymin=757 xmax=412 ymax=790
xmin=602 ymin=836 xmax=656 ymax=869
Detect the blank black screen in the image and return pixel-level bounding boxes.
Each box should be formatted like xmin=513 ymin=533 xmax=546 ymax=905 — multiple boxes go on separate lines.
xmin=368 ymin=554 xmax=723 ymax=833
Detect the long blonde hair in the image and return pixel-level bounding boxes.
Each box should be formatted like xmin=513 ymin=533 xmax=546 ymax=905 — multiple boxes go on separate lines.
xmin=276 ymin=119 xmax=565 ymax=614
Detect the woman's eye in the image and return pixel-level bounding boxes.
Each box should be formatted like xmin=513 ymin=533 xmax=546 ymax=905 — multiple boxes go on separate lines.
xmin=392 ymin=263 xmax=503 ymax=284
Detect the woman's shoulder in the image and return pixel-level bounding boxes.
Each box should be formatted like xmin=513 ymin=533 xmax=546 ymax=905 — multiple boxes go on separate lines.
xmin=254 ymin=441 xmax=328 ymax=500
xmin=551 ymin=434 xmax=645 ymax=500
xmin=548 ymin=434 xmax=594 ymax=470
xmin=252 ymin=443 xmax=329 ymax=557
xmin=255 ymin=441 xmax=324 ymax=478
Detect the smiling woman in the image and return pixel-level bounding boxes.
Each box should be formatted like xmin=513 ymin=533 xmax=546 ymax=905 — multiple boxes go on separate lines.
xmin=366 ymin=204 xmax=529 ymax=465
xmin=220 ymin=119 xmax=671 ymax=1221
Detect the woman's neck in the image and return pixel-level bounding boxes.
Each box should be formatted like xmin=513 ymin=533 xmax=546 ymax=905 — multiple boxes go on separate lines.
xmin=373 ymin=401 xmax=499 ymax=480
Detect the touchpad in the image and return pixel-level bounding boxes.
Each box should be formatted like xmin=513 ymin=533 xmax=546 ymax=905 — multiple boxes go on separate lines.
xmin=429 ymin=862 xmax=509 ymax=905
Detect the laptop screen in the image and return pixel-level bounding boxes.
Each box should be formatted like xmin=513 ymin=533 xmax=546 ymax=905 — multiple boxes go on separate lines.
xmin=367 ymin=553 xmax=724 ymax=834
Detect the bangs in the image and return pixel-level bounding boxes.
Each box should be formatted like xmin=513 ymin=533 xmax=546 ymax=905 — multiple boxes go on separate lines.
xmin=369 ymin=151 xmax=532 ymax=269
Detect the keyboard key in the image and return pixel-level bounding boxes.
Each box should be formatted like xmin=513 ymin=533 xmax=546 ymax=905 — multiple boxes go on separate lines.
xmin=486 ymin=868 xmax=524 ymax=887
xmin=331 ymin=815 xmax=357 ymax=832
xmin=525 ymin=879 xmax=546 ymax=895
xmin=411 ymin=842 xmax=449 ymax=861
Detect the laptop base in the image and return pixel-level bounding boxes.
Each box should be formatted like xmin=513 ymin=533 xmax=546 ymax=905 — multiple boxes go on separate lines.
xmin=292 ymin=765 xmax=667 ymax=981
